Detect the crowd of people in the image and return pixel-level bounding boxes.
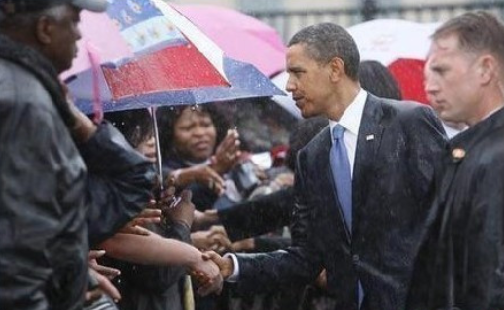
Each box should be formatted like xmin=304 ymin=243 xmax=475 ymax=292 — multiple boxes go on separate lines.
xmin=1 ymin=1 xmax=504 ymax=310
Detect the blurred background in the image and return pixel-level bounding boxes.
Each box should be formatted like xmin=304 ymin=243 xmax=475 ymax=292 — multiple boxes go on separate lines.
xmin=169 ymin=0 xmax=504 ymax=42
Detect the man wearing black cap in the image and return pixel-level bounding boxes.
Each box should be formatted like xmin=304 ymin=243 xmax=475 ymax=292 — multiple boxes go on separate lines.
xmin=0 ymin=1 xmax=158 ymax=310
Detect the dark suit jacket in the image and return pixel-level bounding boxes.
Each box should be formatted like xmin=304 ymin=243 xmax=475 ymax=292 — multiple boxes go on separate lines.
xmin=407 ymin=107 xmax=504 ymax=310
xmin=234 ymin=94 xmax=447 ymax=310
xmin=219 ymin=187 xmax=294 ymax=242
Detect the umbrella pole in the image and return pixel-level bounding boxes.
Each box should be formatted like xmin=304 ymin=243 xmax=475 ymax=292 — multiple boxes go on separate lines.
xmin=151 ymin=106 xmax=164 ymax=191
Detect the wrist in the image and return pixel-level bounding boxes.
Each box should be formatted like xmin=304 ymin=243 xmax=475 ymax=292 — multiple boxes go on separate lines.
xmin=209 ymin=156 xmax=224 ymax=175
xmin=185 ymin=245 xmax=203 ymax=271
xmin=221 ymin=254 xmax=236 ymax=280
xmin=71 ymin=117 xmax=97 ymax=143
xmin=169 ymin=169 xmax=182 ymax=187
xmin=172 ymin=219 xmax=193 ymax=231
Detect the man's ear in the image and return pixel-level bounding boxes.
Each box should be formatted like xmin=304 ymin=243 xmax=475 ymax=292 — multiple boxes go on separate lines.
xmin=329 ymin=57 xmax=345 ymax=82
xmin=35 ymin=15 xmax=54 ymax=45
xmin=477 ymin=54 xmax=498 ymax=85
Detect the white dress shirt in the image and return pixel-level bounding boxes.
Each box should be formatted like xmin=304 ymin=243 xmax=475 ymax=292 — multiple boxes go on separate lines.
xmin=225 ymin=89 xmax=368 ymax=281
xmin=328 ymin=88 xmax=367 ymax=178
xmin=442 ymin=122 xmax=463 ymax=139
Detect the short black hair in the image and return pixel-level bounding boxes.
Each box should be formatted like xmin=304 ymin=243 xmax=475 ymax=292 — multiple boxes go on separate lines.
xmin=105 ymin=109 xmax=153 ymax=149
xmin=359 ymin=60 xmax=402 ymax=100
xmin=289 ymin=22 xmax=360 ymax=81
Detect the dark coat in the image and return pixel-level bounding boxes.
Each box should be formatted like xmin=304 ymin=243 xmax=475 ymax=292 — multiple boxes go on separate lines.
xmin=407 ymin=107 xmax=504 ymax=310
xmin=0 ymin=34 xmax=155 ymax=310
xmin=219 ymin=187 xmax=294 ymax=242
xmin=234 ymin=94 xmax=447 ymax=310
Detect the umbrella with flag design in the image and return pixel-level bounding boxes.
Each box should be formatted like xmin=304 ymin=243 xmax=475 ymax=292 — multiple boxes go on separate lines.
xmin=63 ymin=0 xmax=283 ymax=115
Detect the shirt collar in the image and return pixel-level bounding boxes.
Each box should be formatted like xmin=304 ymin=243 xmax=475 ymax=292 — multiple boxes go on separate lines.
xmin=329 ymin=88 xmax=367 ymax=137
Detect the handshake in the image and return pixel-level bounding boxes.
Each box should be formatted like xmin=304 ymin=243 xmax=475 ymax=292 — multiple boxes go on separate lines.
xmin=188 ymin=251 xmax=235 ymax=296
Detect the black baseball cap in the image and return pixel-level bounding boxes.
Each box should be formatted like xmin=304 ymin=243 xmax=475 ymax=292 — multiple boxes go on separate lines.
xmin=0 ymin=0 xmax=108 ymax=15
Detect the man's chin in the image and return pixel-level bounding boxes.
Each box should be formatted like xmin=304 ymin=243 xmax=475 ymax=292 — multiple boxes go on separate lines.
xmin=300 ymin=110 xmax=322 ymax=119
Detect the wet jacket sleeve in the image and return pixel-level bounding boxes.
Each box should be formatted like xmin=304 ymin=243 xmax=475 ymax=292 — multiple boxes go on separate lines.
xmin=78 ymin=123 xmax=157 ymax=247
xmin=218 ymin=187 xmax=294 ymax=241
xmin=0 ymin=103 xmax=84 ymax=310
xmin=233 ymin=150 xmax=322 ymax=294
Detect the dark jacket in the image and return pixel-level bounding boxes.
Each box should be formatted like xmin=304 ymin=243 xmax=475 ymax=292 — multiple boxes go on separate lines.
xmin=407 ymin=107 xmax=504 ymax=310
xmin=0 ymin=34 xmax=155 ymax=310
xmin=233 ymin=95 xmax=447 ymax=310
xmin=219 ymin=187 xmax=294 ymax=242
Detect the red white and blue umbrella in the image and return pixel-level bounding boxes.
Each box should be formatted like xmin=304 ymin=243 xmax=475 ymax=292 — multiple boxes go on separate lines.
xmin=63 ymin=0 xmax=283 ymax=115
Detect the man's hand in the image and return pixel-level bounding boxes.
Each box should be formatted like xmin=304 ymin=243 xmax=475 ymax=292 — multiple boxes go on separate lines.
xmin=170 ymin=165 xmax=226 ymax=195
xmin=201 ymin=251 xmax=235 ymax=280
xmin=161 ymin=189 xmax=195 ymax=229
xmin=231 ymin=238 xmax=255 ymax=252
xmin=118 ymin=206 xmax=161 ymax=236
xmin=192 ymin=209 xmax=219 ymax=231
xmin=188 ymin=254 xmax=223 ymax=296
xmin=88 ymin=250 xmax=121 ymax=280
xmin=191 ymin=226 xmax=232 ymax=253
xmin=86 ymin=250 xmax=121 ymax=304
xmin=86 ymin=268 xmax=122 ymax=304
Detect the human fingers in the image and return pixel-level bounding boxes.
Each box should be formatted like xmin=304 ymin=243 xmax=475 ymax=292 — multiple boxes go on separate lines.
xmin=88 ymin=250 xmax=106 ymax=261
xmin=197 ymin=273 xmax=223 ymax=296
xmin=92 ymin=269 xmax=122 ymax=302
xmin=91 ymin=264 xmax=121 ymax=280
xmin=119 ymin=225 xmax=152 ymax=236
xmin=85 ymin=288 xmax=102 ymax=305
xmin=133 ymin=209 xmax=162 ymax=226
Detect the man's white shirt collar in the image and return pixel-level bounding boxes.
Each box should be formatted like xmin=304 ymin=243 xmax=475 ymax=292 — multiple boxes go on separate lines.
xmin=329 ymin=88 xmax=367 ymax=139
xmin=328 ymin=89 xmax=367 ymax=178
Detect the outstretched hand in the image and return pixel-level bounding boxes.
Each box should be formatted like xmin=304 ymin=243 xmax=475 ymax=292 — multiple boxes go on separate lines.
xmin=86 ymin=250 xmax=122 ymax=303
xmin=191 ymin=226 xmax=232 ymax=253
xmin=118 ymin=204 xmax=161 ymax=236
xmin=201 ymin=250 xmax=235 ymax=280
xmin=211 ymin=129 xmax=241 ymax=174
xmin=188 ymin=253 xmax=224 ymax=296
xmin=160 ymin=188 xmax=195 ymax=229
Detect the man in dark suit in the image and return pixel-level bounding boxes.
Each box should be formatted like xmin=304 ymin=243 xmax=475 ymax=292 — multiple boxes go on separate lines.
xmin=407 ymin=12 xmax=504 ymax=310
xmin=206 ymin=23 xmax=446 ymax=310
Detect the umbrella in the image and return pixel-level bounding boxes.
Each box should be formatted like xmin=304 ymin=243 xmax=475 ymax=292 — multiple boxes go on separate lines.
xmin=173 ymin=4 xmax=286 ymax=77
xmin=347 ymin=19 xmax=440 ymax=104
xmin=63 ymin=0 xmax=283 ymax=115
xmin=62 ymin=0 xmax=283 ymax=189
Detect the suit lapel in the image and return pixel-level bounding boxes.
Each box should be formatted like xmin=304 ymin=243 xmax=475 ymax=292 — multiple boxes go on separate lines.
xmin=313 ymin=127 xmax=352 ymax=244
xmin=352 ymin=95 xmax=385 ymax=236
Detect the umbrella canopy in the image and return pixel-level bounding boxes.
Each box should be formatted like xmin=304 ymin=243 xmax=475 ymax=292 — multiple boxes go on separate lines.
xmin=347 ymin=19 xmax=440 ymax=104
xmin=63 ymin=0 xmax=283 ymax=114
xmin=174 ymin=4 xmax=287 ymax=77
